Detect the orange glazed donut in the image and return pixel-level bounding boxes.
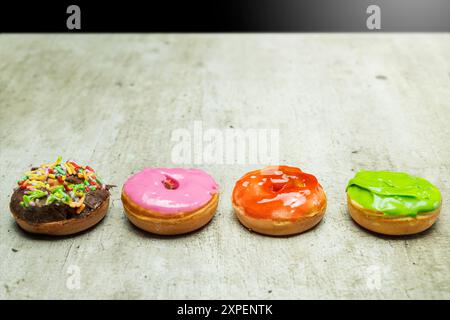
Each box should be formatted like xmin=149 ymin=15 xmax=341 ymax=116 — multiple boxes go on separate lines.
xmin=232 ymin=166 xmax=326 ymax=236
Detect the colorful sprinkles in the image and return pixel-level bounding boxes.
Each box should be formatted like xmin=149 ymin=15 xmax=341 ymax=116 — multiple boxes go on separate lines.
xmin=18 ymin=157 xmax=106 ymax=214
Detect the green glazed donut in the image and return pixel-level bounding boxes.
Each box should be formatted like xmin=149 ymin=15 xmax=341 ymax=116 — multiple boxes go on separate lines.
xmin=346 ymin=171 xmax=441 ymax=235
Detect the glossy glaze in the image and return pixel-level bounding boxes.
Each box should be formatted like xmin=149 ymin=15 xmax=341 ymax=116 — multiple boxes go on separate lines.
xmin=347 ymin=171 xmax=441 ymax=216
xmin=123 ymin=168 xmax=219 ymax=214
xmin=232 ymin=166 xmax=326 ymax=220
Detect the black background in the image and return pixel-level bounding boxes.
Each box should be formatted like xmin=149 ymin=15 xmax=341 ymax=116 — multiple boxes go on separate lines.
xmin=0 ymin=300 xmax=446 ymax=318
xmin=1 ymin=0 xmax=450 ymax=32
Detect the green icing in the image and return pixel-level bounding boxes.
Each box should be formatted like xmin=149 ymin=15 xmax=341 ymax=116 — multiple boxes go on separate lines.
xmin=346 ymin=171 xmax=441 ymax=217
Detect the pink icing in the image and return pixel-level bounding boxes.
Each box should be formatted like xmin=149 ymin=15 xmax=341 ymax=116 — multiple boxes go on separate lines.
xmin=123 ymin=168 xmax=219 ymax=214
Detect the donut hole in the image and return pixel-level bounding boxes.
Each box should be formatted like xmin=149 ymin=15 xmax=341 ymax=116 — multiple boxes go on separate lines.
xmin=162 ymin=175 xmax=179 ymax=190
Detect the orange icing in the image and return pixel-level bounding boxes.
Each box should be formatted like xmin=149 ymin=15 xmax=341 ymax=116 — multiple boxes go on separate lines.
xmin=232 ymin=166 xmax=326 ymax=221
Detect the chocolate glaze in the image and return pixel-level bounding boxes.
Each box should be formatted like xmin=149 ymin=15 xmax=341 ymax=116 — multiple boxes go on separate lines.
xmin=65 ymin=176 xmax=84 ymax=184
xmin=10 ymin=187 xmax=112 ymax=224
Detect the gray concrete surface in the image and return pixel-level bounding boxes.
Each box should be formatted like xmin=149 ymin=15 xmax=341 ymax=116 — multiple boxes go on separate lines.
xmin=0 ymin=34 xmax=449 ymax=299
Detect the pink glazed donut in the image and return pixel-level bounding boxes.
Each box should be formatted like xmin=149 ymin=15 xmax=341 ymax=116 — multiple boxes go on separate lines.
xmin=121 ymin=168 xmax=219 ymax=235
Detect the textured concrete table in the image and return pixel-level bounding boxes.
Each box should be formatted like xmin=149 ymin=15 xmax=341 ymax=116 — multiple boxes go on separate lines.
xmin=0 ymin=34 xmax=449 ymax=299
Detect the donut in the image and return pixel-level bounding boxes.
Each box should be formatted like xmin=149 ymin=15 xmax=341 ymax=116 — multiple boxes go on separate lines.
xmin=9 ymin=157 xmax=111 ymax=236
xmin=232 ymin=166 xmax=327 ymax=236
xmin=346 ymin=171 xmax=442 ymax=235
xmin=121 ymin=168 xmax=219 ymax=235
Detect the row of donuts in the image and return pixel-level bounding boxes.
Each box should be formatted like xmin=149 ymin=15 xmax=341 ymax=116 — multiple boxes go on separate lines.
xmin=10 ymin=157 xmax=442 ymax=237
